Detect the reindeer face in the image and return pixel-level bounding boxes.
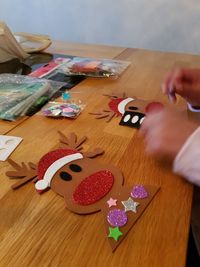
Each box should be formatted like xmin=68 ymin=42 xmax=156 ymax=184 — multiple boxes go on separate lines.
xmin=51 ymin=158 xmax=123 ymax=214
xmin=90 ymin=94 xmax=164 ymax=126
xmin=120 ymin=98 xmax=164 ymax=128
xmin=118 ymin=98 xmax=148 ymax=128
xmin=6 ymin=132 xmax=124 ymax=214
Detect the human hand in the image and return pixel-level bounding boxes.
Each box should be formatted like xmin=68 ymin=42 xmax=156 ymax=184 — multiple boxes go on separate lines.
xmin=161 ymin=68 xmax=200 ymax=106
xmin=140 ymin=107 xmax=198 ymax=160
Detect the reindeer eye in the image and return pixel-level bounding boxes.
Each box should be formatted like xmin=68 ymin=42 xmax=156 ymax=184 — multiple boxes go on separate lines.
xmin=60 ymin=171 xmax=72 ymax=181
xmin=69 ymin=164 xmax=82 ymax=172
xmin=128 ymin=106 xmax=138 ymax=110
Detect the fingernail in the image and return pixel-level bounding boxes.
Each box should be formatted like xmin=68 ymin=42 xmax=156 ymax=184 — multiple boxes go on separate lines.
xmin=169 ymin=83 xmax=174 ymax=93
xmin=168 ymin=93 xmax=176 ymax=103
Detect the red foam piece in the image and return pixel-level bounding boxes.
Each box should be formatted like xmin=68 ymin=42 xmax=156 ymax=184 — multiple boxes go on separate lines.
xmin=73 ymin=170 xmax=114 ymax=205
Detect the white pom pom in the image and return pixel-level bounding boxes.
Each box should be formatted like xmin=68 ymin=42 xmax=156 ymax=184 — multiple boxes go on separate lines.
xmin=35 ymin=179 xmax=49 ymax=191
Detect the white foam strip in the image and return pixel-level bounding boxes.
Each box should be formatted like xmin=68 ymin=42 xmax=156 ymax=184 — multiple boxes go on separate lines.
xmin=118 ymin=98 xmax=134 ymax=114
xmin=43 ymin=153 xmax=83 ymax=185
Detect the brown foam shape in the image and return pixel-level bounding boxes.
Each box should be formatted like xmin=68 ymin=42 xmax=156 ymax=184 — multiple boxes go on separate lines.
xmin=90 ymin=94 xmax=162 ymax=122
xmin=102 ymin=185 xmax=160 ymax=251
xmin=50 ymin=155 xmax=159 ymax=250
xmin=6 ymin=131 xmax=160 ymax=251
xmin=50 ymin=157 xmax=124 ymax=214
xmin=6 ymin=159 xmax=37 ymax=189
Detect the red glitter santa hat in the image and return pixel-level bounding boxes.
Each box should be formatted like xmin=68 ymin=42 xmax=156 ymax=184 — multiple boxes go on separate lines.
xmin=108 ymin=97 xmax=135 ymax=115
xmin=35 ymin=148 xmax=83 ymax=192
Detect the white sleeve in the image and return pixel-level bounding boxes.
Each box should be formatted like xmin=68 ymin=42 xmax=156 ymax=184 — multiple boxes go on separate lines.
xmin=173 ymin=126 xmax=200 ymax=186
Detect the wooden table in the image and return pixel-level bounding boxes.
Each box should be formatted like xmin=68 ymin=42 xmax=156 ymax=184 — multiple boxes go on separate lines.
xmin=1 ymin=41 xmax=200 ymax=267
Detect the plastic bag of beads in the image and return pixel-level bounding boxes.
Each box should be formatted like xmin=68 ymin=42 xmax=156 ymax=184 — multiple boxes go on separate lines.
xmin=41 ymin=101 xmax=83 ymax=119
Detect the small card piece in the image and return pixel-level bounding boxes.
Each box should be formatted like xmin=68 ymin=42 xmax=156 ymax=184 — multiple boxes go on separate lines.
xmin=0 ymin=135 xmax=23 ymax=161
xmin=119 ymin=111 xmax=145 ymax=129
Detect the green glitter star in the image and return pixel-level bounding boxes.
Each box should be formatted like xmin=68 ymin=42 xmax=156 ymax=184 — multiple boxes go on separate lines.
xmin=108 ymin=227 xmax=123 ymax=241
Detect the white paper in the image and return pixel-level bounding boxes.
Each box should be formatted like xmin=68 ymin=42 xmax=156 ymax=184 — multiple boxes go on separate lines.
xmin=0 ymin=135 xmax=23 ymax=161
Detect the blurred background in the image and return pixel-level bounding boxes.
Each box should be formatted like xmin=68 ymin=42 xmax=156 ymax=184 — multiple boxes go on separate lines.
xmin=1 ymin=0 xmax=200 ymax=54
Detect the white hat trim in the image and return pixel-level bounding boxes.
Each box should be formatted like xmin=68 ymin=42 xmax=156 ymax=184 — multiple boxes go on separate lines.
xmin=35 ymin=153 xmax=83 ymax=190
xmin=118 ymin=97 xmax=134 ymax=114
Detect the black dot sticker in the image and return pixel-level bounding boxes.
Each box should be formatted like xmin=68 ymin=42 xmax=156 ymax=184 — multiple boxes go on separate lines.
xmin=60 ymin=171 xmax=72 ymax=181
xmin=69 ymin=164 xmax=82 ymax=172
xmin=128 ymin=106 xmax=138 ymax=110
xmin=119 ymin=111 xmax=145 ymax=129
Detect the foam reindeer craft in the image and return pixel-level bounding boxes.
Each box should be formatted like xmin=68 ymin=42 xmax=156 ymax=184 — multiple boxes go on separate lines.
xmin=90 ymin=93 xmax=164 ymax=128
xmin=6 ymin=131 xmax=160 ymax=251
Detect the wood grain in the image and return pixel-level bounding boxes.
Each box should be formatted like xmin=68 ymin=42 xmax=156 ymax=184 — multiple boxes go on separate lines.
xmin=0 ymin=117 xmax=28 ymax=135
xmin=1 ymin=42 xmax=200 ymax=267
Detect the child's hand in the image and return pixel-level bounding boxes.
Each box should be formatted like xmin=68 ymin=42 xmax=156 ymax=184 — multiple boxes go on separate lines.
xmin=140 ymin=107 xmax=198 ymax=160
xmin=161 ymin=68 xmax=200 ymax=106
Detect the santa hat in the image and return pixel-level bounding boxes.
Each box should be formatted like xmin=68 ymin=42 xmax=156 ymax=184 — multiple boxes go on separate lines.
xmin=108 ymin=97 xmax=134 ymax=115
xmin=35 ymin=148 xmax=83 ymax=192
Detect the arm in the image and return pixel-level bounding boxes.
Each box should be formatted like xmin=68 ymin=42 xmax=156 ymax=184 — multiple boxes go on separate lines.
xmin=173 ymin=127 xmax=200 ymax=186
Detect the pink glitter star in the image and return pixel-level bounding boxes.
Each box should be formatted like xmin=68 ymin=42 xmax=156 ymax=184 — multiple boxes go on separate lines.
xmin=107 ymin=197 xmax=117 ymax=208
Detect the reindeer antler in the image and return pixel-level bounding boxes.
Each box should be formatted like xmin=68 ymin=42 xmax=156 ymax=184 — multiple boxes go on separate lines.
xmin=89 ymin=92 xmax=128 ymax=122
xmin=58 ymin=131 xmax=104 ymax=158
xmin=89 ymin=110 xmax=116 ymax=122
xmin=58 ymin=131 xmax=87 ymax=151
xmin=84 ymin=148 xmax=104 ymax=158
xmin=6 ymin=159 xmax=37 ymax=189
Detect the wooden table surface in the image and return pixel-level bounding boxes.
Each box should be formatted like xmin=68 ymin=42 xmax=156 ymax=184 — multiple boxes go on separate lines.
xmin=1 ymin=41 xmax=200 ymax=267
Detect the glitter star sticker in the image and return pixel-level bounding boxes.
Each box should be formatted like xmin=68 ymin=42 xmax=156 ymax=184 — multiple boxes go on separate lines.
xmin=108 ymin=227 xmax=123 ymax=241
xmin=121 ymin=197 xmax=139 ymax=213
xmin=107 ymin=197 xmax=117 ymax=208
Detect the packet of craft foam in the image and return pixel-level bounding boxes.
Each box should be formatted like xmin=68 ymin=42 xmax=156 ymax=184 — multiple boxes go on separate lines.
xmin=0 ymin=74 xmax=64 ymax=121
xmin=34 ymin=56 xmax=131 ymax=79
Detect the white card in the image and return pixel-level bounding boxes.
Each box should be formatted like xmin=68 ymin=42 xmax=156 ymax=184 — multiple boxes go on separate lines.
xmin=0 ymin=135 xmax=23 ymax=161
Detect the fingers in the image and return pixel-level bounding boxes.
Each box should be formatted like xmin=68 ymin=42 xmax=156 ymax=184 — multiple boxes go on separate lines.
xmin=143 ymin=131 xmax=161 ymax=155
xmin=140 ymin=116 xmax=162 ymax=156
xmin=161 ymin=68 xmax=189 ymax=102
xmin=140 ymin=107 xmax=174 ymax=155
xmin=161 ymin=70 xmax=173 ymax=95
xmin=139 ymin=111 xmax=160 ymax=137
xmin=161 ymin=68 xmax=200 ymax=104
xmin=167 ymin=82 xmax=177 ymax=103
xmin=139 ymin=106 xmax=195 ymax=160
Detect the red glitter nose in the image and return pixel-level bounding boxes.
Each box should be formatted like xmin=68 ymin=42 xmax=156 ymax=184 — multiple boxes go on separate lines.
xmin=145 ymin=102 xmax=164 ymax=114
xmin=73 ymin=170 xmax=114 ymax=205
